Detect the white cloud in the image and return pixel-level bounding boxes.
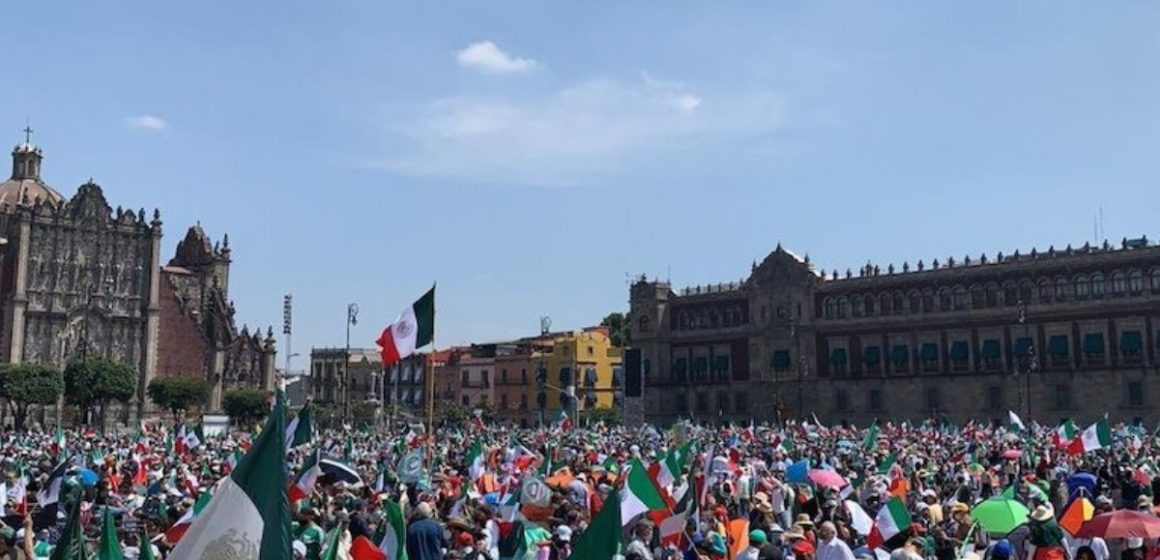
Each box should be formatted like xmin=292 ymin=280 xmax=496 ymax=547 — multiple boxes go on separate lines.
xmin=124 ymin=115 xmax=168 ymax=132
xmin=455 ymin=41 xmax=538 ymax=74
xmin=369 ymin=75 xmax=782 ymax=185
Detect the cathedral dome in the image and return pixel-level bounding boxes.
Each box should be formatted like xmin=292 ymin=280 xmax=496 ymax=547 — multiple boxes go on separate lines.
xmin=0 ymin=140 xmax=65 ymax=208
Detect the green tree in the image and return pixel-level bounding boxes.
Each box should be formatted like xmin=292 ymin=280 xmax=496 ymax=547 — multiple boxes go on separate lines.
xmin=581 ymin=406 xmax=621 ymax=427
xmin=600 ymin=312 xmax=630 ymax=347
xmin=147 ymin=376 xmax=211 ymax=422
xmin=223 ymin=389 xmax=272 ymax=428
xmin=64 ymin=356 xmax=137 ymax=427
xmin=441 ymin=403 xmax=471 ymax=425
xmin=0 ymin=364 xmax=63 ymax=430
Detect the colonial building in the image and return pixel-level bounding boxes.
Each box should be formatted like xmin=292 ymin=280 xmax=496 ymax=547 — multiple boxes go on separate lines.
xmin=0 ymin=136 xmax=274 ymax=419
xmin=631 ymin=239 xmax=1160 ymax=427
xmin=309 ymin=348 xmax=428 ymax=419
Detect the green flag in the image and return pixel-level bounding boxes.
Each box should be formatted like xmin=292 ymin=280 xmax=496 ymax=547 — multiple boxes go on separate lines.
xmin=380 ymin=499 xmax=409 ymax=560
xmin=863 ymin=422 xmax=879 ymax=451
xmin=98 ymin=507 xmax=124 ymax=560
xmin=877 ymin=454 xmax=897 ymax=476
xmin=570 ymin=489 xmax=623 ymax=559
xmin=168 ymin=385 xmax=292 ymax=560
xmin=138 ymin=526 xmax=157 ymax=560
xmin=322 ymin=521 xmax=349 ymax=560
xmin=49 ymin=499 xmax=86 ymax=560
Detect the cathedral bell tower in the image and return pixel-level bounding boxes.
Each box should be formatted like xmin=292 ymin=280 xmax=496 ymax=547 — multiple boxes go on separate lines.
xmin=11 ymin=127 xmax=42 ymax=181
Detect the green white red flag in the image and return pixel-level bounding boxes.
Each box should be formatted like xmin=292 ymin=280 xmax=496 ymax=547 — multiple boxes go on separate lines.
xmin=868 ymin=497 xmax=911 ymax=550
xmin=376 ymin=287 xmax=435 ymax=367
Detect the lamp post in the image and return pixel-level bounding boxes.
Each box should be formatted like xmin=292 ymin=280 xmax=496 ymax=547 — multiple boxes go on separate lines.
xmin=1017 ymin=300 xmax=1037 ymax=418
xmin=344 ymin=303 xmax=358 ymax=421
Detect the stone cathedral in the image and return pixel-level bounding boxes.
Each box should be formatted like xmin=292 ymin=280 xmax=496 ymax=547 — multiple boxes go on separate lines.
xmin=0 ymin=134 xmax=275 ymax=420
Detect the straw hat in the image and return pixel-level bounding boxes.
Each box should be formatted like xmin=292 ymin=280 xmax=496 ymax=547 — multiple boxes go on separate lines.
xmin=795 ymin=513 xmax=815 ymax=527
xmin=1030 ymin=505 xmax=1053 ymax=522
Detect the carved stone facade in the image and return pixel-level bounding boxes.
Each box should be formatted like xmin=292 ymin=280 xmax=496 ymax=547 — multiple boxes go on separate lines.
xmin=0 ymin=138 xmax=274 ymax=418
xmin=631 ymin=239 xmax=1160 ymax=427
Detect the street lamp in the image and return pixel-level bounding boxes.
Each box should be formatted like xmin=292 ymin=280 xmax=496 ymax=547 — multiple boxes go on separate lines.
xmin=344 ymin=303 xmax=358 ymax=420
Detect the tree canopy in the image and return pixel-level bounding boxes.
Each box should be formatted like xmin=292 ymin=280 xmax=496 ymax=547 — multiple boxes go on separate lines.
xmin=0 ymin=364 xmax=63 ymax=429
xmin=147 ymin=376 xmax=211 ymax=421
xmin=223 ymin=389 xmax=271 ymax=427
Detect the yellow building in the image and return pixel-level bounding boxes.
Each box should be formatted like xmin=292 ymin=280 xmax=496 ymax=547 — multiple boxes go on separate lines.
xmin=540 ymin=327 xmax=624 ymax=418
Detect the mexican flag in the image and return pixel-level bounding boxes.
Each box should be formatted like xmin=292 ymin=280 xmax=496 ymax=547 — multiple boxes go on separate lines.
xmin=98 ymin=507 xmax=123 ymax=560
xmin=376 ymin=287 xmax=435 ymax=366
xmin=53 ymin=427 xmax=66 ymax=457
xmin=1008 ymin=411 xmax=1027 ymax=433
xmin=1069 ymin=420 xmax=1113 ymax=455
xmin=1054 ymin=420 xmax=1079 ymax=449
xmin=776 ymin=436 xmax=796 ymax=454
xmin=570 ymin=487 xmax=623 ymax=559
xmin=467 ymin=442 xmax=487 ymax=482
xmin=620 ymin=458 xmax=667 ymax=526
xmin=378 ymin=498 xmax=409 ymax=560
xmin=655 ymin=443 xmax=692 ymax=490
xmin=285 ymin=405 xmax=314 ymax=450
xmin=877 ymin=454 xmax=898 ymax=477
xmin=168 ymin=391 xmax=291 ymax=560
xmin=289 ymin=450 xmax=324 ymax=505
xmin=868 ymin=497 xmax=911 ymax=550
xmin=52 ymin=498 xmax=85 ymax=560
xmin=165 ymin=488 xmax=213 ymax=544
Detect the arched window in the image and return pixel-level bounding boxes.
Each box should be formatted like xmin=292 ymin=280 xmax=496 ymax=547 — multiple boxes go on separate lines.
xmin=1111 ymin=271 xmax=1126 ymax=295
xmin=1075 ymin=275 xmax=1090 ymax=298
xmin=1055 ymin=277 xmax=1072 ymax=300
xmin=1091 ymin=273 xmax=1105 ymax=297
xmin=880 ymin=293 xmax=892 ymax=316
xmin=1019 ymin=280 xmax=1034 ymax=303
xmin=938 ymin=288 xmax=951 ymax=312
xmin=970 ymin=285 xmax=985 ymax=308
xmin=1003 ymin=282 xmax=1018 ymax=306
xmin=864 ymin=295 xmax=876 ymax=316
xmin=837 ymin=297 xmax=849 ymax=318
xmin=909 ymin=291 xmax=921 ymax=313
xmin=823 ymin=298 xmax=835 ymax=319
xmin=1152 ymin=269 xmax=1160 ymax=293
xmin=638 ymin=315 xmax=651 ymax=332
xmin=1038 ymin=278 xmax=1052 ymax=303
xmin=1129 ymin=269 xmax=1144 ymax=294
xmin=852 ymin=297 xmax=864 ymax=317
xmin=893 ymin=292 xmax=905 ymax=314
xmin=985 ymin=284 xmax=1000 ymax=307
xmin=953 ymin=287 xmax=969 ymax=310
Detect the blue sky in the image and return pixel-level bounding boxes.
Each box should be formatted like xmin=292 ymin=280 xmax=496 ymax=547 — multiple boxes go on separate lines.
xmin=3 ymin=2 xmax=1159 ymax=365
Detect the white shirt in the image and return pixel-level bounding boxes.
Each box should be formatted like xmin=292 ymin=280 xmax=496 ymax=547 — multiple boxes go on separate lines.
xmin=1067 ymin=536 xmax=1109 ymax=560
xmin=818 ymin=537 xmax=856 ymax=560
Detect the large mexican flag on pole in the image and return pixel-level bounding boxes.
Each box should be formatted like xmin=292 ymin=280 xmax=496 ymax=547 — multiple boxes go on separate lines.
xmin=169 ymin=395 xmax=291 ymax=560
xmin=377 ymin=287 xmax=435 ymax=367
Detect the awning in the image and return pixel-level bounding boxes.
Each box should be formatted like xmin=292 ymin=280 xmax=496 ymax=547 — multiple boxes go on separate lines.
xmin=1049 ymin=335 xmax=1069 ymax=357
xmin=950 ymin=341 xmax=969 ymax=361
xmin=891 ymin=344 xmax=909 ymax=364
xmin=864 ymin=346 xmax=881 ymax=366
xmin=1014 ymin=337 xmax=1034 ymax=357
xmin=921 ymin=343 xmax=939 ymax=361
xmin=1083 ymin=333 xmax=1105 ymax=354
xmin=1121 ymin=331 xmax=1143 ymax=353
xmin=981 ymin=339 xmax=1001 ymax=360
xmin=830 ymin=348 xmax=848 ymax=365
xmin=771 ymin=350 xmax=791 ymax=369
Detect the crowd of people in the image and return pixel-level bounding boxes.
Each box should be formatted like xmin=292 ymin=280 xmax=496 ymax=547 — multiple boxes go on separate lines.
xmin=0 ymin=412 xmax=1157 ymax=560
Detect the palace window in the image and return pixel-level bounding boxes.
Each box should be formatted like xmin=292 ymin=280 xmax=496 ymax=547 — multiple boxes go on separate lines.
xmin=837 ymin=298 xmax=849 ymax=318
xmin=1055 ymin=384 xmax=1073 ymax=409
xmin=823 ymin=299 xmax=835 ymax=319
xmin=909 ymin=292 xmax=921 ymax=313
xmin=921 ymin=343 xmax=940 ymax=372
xmin=1048 ymin=335 xmax=1070 ymax=367
xmin=1152 ymin=269 xmax=1160 ymax=293
xmin=891 ymin=344 xmax=909 ymax=373
xmin=1038 ymin=279 xmax=1052 ymax=303
xmin=1082 ymin=333 xmax=1106 ymax=365
xmin=1075 ymin=275 xmax=1090 ymax=298
xmin=501 ymin=369 xmax=508 ymax=385
xmin=986 ymin=284 xmax=1000 ymax=307
xmin=1111 ymin=272 xmax=1126 ymax=296
xmin=1129 ymin=382 xmax=1145 ymax=407
xmin=949 ymin=341 xmax=970 ymax=371
xmin=1019 ymin=281 xmax=1034 ymax=303
xmin=953 ymin=287 xmax=969 ymax=310
xmin=852 ymin=297 xmax=864 ymax=317
xmin=939 ymin=289 xmax=952 ymax=312
xmin=880 ymin=294 xmax=892 ymax=316
xmin=981 ymin=339 xmax=1002 ymax=370
xmin=1129 ymin=270 xmax=1144 ymax=294
xmin=863 ymin=346 xmax=882 ymax=373
xmin=1091 ymin=273 xmax=1105 ymax=297
xmin=1055 ymin=277 xmax=1072 ymax=300
xmin=864 ymin=295 xmax=876 ymax=316
xmin=771 ymin=350 xmax=791 ymax=373
xmin=922 ymin=291 xmax=935 ymax=313
xmin=971 ymin=285 xmax=985 ymax=308
xmin=1121 ymin=331 xmax=1143 ymax=364
xmin=1004 ymin=283 xmax=1019 ymax=306
xmin=830 ymin=348 xmax=848 ymax=375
